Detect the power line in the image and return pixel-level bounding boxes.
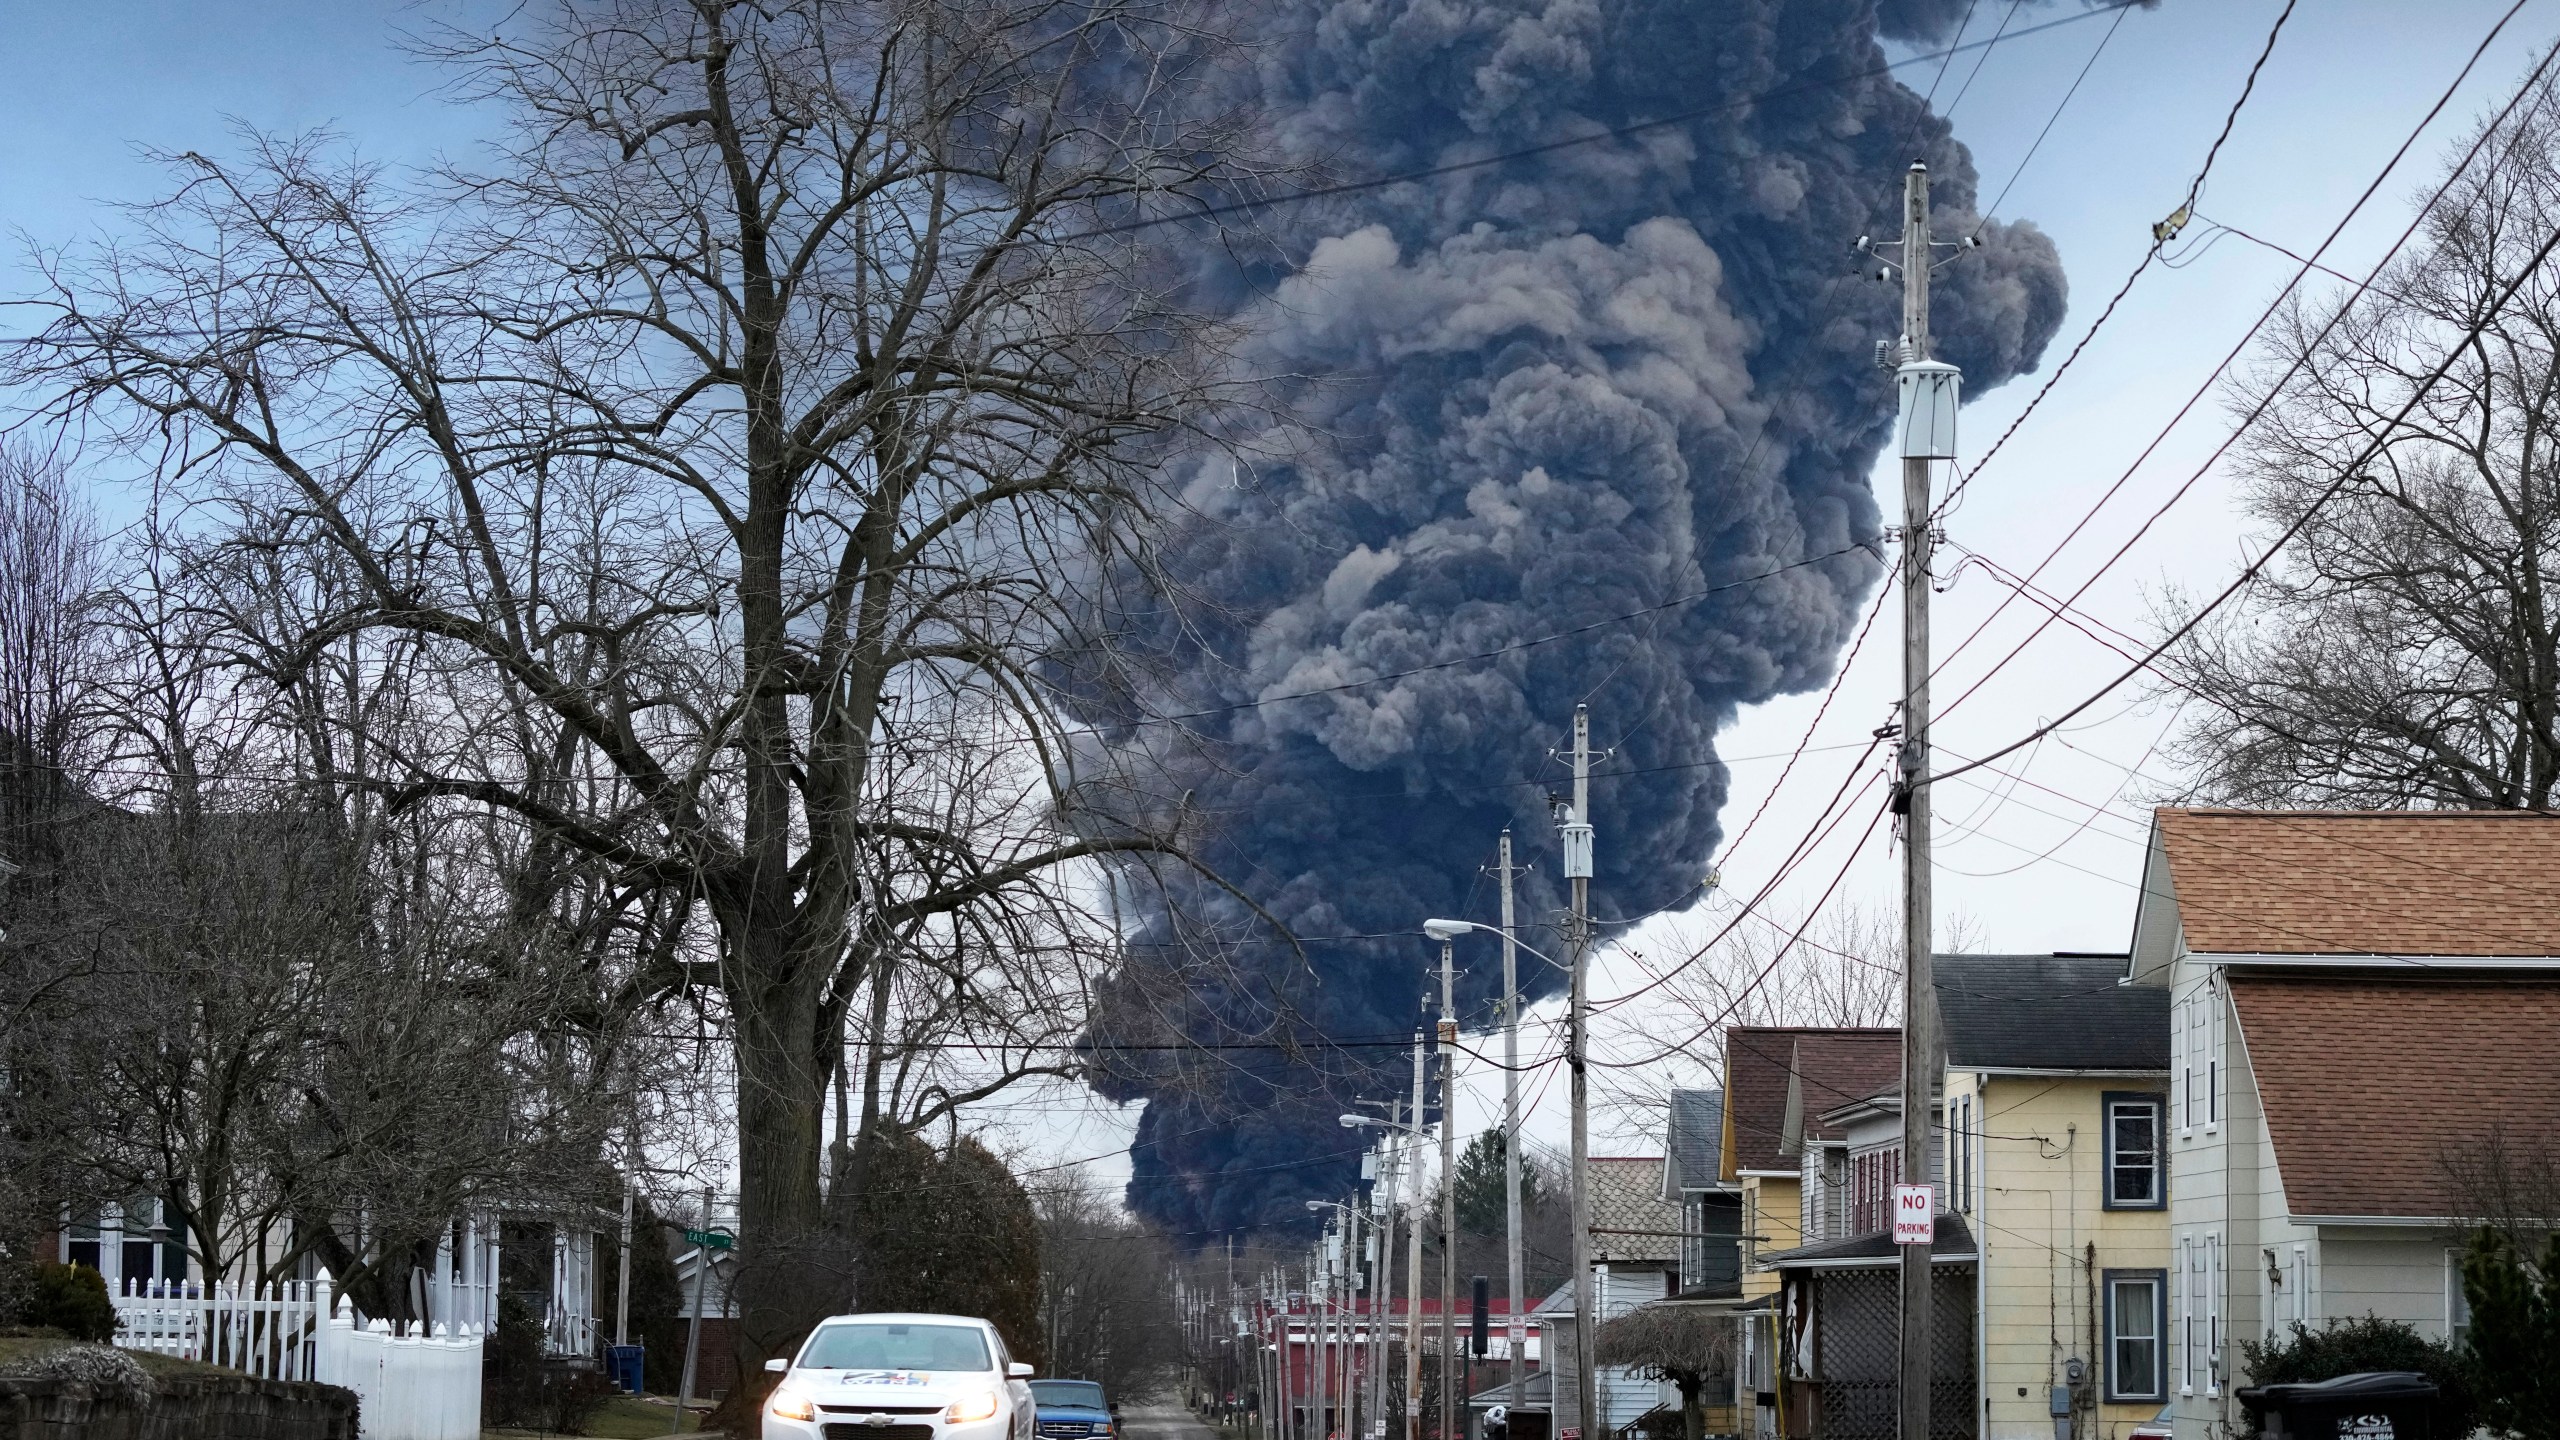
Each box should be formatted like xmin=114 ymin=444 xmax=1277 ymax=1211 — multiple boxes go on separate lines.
xmin=1046 ymin=1 xmax=2148 ymax=247
xmin=1937 ymin=0 xmax=2305 ymax=518
xmin=1973 ymin=0 xmax=2135 ymax=230
xmin=1928 ymin=0 xmax=2543 ymax=707
xmin=1933 ymin=215 xmax=2560 ymax=788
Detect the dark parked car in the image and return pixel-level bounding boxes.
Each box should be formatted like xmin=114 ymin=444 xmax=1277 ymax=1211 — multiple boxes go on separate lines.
xmin=1029 ymin=1380 xmax=1114 ymax=1440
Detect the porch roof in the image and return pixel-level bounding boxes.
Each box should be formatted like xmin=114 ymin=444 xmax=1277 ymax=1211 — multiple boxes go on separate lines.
xmin=1757 ymin=1212 xmax=1974 ymax=1270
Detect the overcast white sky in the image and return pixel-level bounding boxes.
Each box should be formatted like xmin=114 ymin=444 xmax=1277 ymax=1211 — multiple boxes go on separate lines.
xmin=6 ymin=0 xmax=2551 ymax=1208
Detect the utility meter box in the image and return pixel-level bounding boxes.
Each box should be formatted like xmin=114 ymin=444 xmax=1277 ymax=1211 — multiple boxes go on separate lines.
xmin=1897 ymin=358 xmax=1962 ymax=459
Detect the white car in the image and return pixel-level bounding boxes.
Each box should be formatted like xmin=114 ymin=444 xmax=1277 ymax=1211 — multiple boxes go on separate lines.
xmin=762 ymin=1312 xmax=1036 ymax=1440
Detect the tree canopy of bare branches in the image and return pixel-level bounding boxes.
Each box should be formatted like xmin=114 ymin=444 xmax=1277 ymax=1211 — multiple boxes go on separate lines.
xmin=10 ymin=0 xmax=1272 ymax=1359
xmin=2162 ymin=63 xmax=2560 ymax=808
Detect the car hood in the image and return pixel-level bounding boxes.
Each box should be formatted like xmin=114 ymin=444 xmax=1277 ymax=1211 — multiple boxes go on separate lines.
xmin=1037 ymin=1407 xmax=1112 ymax=1422
xmin=795 ymin=1370 xmax=997 ymax=1406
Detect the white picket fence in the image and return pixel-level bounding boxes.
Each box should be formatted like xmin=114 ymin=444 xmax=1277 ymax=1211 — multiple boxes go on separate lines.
xmin=114 ymin=1271 xmax=483 ymax=1440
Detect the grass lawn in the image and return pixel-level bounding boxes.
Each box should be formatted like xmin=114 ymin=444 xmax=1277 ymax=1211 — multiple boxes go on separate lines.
xmin=0 ymin=1334 xmax=231 ymax=1380
xmin=484 ymin=1392 xmax=716 ymax=1438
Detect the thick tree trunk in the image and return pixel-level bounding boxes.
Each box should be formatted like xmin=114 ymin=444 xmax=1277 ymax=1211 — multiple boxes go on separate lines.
xmin=726 ymin=936 xmax=838 ymax=1366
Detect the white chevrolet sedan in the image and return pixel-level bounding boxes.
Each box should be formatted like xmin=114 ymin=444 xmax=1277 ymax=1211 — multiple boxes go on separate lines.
xmin=762 ymin=1313 xmax=1036 ymax=1440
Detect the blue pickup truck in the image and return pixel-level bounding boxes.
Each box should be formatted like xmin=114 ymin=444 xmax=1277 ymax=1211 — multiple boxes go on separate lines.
xmin=1028 ymin=1379 xmax=1115 ymax=1440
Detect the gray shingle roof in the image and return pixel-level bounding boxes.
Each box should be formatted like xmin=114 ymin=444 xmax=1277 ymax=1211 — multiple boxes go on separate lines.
xmin=1934 ymin=953 xmax=2169 ymax=1072
xmin=1661 ymin=1089 xmax=1725 ymax=1199
xmin=1589 ymin=1157 xmax=1681 ymax=1262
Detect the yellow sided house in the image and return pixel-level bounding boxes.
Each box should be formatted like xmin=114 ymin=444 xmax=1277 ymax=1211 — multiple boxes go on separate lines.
xmin=1719 ymin=1027 xmax=1903 ymax=1440
xmin=1933 ymin=953 xmax=2171 ymax=1440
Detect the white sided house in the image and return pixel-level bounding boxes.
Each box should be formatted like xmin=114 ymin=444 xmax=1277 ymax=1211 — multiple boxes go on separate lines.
xmin=2124 ymin=808 xmax=2560 ymax=1440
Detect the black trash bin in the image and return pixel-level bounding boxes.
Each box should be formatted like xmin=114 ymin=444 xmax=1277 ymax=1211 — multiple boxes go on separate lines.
xmin=2236 ymin=1371 xmax=2439 ymax=1440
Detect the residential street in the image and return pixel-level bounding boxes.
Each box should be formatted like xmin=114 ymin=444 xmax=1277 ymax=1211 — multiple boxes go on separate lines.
xmin=15 ymin=8 xmax=2560 ymax=1440
xmin=1115 ymin=1402 xmax=1221 ymax=1440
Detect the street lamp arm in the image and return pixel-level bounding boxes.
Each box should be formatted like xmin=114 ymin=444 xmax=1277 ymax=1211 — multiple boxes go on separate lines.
xmin=1418 ymin=918 xmax=1569 ymax=973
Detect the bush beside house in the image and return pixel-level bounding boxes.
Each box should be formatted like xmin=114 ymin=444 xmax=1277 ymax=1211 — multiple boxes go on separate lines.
xmin=2238 ymin=1317 xmax=2477 ymax=1440
xmin=2461 ymin=1227 xmax=2560 ymax=1440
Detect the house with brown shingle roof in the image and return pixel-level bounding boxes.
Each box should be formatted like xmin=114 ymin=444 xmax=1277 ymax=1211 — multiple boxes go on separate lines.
xmin=1718 ymin=1027 xmax=1902 ymax=1298
xmin=2123 ymin=808 xmax=2560 ymax=1440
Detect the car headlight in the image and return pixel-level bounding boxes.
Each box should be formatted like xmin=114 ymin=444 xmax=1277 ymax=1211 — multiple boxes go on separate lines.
xmin=771 ymin=1390 xmax=816 ymax=1421
xmin=947 ymin=1390 xmax=1003 ymax=1423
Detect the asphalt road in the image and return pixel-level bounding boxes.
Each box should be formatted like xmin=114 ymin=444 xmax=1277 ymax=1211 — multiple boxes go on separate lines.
xmin=1115 ymin=1402 xmax=1223 ymax=1440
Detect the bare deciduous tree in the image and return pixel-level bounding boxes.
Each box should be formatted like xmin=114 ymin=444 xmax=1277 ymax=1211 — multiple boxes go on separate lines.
xmin=2160 ymin=64 xmax=2560 ymax=808
xmin=12 ymin=0 xmax=1274 ymax=1357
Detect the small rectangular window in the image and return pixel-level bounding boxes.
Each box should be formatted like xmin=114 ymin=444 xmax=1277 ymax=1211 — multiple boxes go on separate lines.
xmin=2105 ymin=1271 xmax=2167 ymax=1401
xmin=2447 ymin=1250 xmax=2472 ymax=1350
xmin=2104 ymin=1095 xmax=2166 ymax=1210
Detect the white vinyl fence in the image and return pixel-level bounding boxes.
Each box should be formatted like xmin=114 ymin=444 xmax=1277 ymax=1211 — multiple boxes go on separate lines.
xmin=114 ymin=1271 xmax=483 ymax=1440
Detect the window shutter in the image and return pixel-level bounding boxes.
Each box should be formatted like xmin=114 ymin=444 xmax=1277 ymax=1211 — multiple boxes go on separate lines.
xmin=2208 ymin=1232 xmax=2224 ymax=1392
xmin=2172 ymin=995 xmax=2189 ymax=1132
xmin=2208 ymin=983 xmax=2226 ymax=1127
xmin=2175 ymin=1235 xmax=2191 ymax=1393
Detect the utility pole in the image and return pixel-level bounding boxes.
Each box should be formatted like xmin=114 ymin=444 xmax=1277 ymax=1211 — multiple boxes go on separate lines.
xmin=615 ymin=1144 xmax=635 ymax=1350
xmin=1436 ymin=937 xmax=1458 ymax=1440
xmin=1371 ymin=1108 xmax=1400 ymax=1440
xmin=1404 ymin=1035 xmax=1427 ymax=1440
xmin=1870 ymin=159 xmax=1961 ymax=1440
xmin=1497 ymin=831 xmax=1526 ymax=1414
xmin=1315 ymin=1234 xmax=1330 ymax=1440
xmin=1561 ymin=705 xmax=1596 ymax=1440
xmin=674 ymin=1185 xmax=714 ymax=1435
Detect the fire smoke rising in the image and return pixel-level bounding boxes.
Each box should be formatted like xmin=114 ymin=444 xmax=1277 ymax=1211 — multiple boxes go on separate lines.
xmin=1086 ymin=0 xmax=2069 ymax=1236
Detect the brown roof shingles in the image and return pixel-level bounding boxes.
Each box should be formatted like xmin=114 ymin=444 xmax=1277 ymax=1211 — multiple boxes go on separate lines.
xmin=1721 ymin=1027 xmax=1901 ymax=1176
xmin=2157 ymin=808 xmax=2560 ymax=956
xmin=2230 ymin=976 xmax=2560 ymax=1218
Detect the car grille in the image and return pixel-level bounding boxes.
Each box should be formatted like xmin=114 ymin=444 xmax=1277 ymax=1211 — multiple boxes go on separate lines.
xmin=824 ymin=1426 xmax=939 ymax=1440
xmin=1040 ymin=1425 xmax=1093 ymax=1436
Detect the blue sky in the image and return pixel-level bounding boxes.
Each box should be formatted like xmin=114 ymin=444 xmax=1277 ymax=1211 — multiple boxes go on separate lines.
xmin=7 ymin=0 xmax=2553 ymax=1175
xmin=1 ymin=2 xmax=496 ymax=251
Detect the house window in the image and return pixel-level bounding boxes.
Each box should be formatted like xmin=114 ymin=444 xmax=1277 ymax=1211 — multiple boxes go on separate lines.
xmin=2103 ymin=1094 xmax=2165 ymax=1209
xmin=2447 ymin=1250 xmax=2472 ymax=1349
xmin=1951 ymin=1096 xmax=1973 ymax=1214
xmin=2105 ymin=1271 xmax=2167 ymax=1401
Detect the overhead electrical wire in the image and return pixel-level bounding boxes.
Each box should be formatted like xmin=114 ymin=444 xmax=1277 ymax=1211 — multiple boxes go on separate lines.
xmin=1928 ymin=0 xmax=2542 ymax=709
xmin=1049 ymin=0 xmax=2149 ymax=246
xmin=1932 ymin=178 xmax=2560 ymax=781
xmin=1937 ymin=0 xmax=2304 ymax=518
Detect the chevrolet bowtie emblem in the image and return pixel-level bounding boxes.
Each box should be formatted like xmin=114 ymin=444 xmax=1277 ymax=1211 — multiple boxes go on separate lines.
xmin=866 ymin=1416 xmax=894 ymax=1428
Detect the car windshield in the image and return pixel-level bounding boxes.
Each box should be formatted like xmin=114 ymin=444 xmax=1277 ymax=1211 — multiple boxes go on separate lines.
xmin=800 ymin=1323 xmax=993 ymax=1373
xmin=1031 ymin=1382 xmax=1107 ymax=1410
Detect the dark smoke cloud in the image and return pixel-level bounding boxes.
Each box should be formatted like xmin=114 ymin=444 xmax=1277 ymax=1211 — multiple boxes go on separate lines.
xmin=1084 ymin=0 xmax=2067 ymax=1237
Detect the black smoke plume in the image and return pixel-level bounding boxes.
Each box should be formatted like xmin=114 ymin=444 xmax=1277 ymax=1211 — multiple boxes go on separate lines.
xmin=1083 ymin=0 xmax=2069 ymax=1237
